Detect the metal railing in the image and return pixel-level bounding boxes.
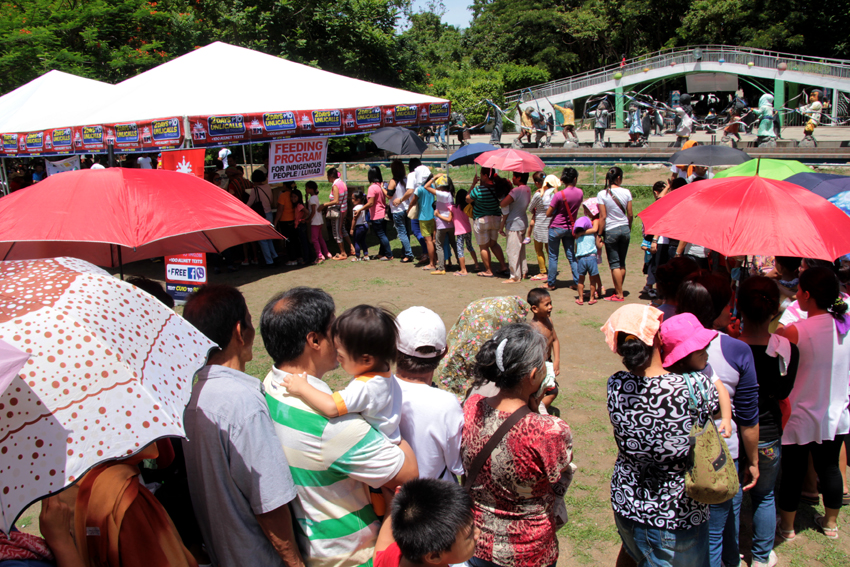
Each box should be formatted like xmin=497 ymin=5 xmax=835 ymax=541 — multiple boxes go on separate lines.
xmin=506 ymin=45 xmax=850 ymax=104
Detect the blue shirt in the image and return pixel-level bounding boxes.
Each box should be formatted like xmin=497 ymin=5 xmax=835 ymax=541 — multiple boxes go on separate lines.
xmin=416 ymin=186 xmax=435 ymax=221
xmin=575 ymin=233 xmax=596 ymax=257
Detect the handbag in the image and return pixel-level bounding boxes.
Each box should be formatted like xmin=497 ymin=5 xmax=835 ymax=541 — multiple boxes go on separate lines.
xmin=325 ymin=205 xmax=340 ymax=219
xmin=682 ymin=372 xmax=739 ymax=504
xmin=463 ymin=203 xmax=474 ymax=218
xmin=407 ymin=203 xmax=419 ymax=220
xmin=605 ymin=188 xmax=632 ymax=229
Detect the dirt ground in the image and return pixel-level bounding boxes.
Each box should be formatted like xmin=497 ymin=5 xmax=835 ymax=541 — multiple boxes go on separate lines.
xmin=16 ymin=193 xmax=850 ymax=566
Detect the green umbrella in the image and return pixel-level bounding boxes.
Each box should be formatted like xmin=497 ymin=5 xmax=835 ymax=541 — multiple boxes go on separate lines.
xmin=714 ymin=158 xmax=812 ymax=180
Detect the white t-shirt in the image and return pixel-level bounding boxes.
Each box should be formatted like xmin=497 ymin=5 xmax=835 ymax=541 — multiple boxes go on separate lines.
xmin=395 ymin=378 xmax=464 ymax=480
xmin=388 ymin=178 xmax=408 ymax=215
xmin=682 ymin=243 xmax=707 ymax=258
xmin=597 ymin=187 xmax=632 ymax=230
xmin=434 ymin=190 xmax=453 ymax=230
xmin=137 ymin=156 xmax=152 ymax=169
xmin=353 ymin=204 xmax=368 ymax=226
xmin=308 ymin=194 xmax=324 ymax=226
xmin=505 ymin=185 xmax=531 ymax=232
xmin=331 ymin=373 xmax=402 ymax=444
xmin=406 ymin=165 xmax=431 ymax=192
xmin=90 ymin=163 xmax=105 ymax=170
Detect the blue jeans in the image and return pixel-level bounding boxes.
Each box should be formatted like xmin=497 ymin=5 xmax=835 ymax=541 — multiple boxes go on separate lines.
xmin=353 ymin=224 xmax=369 ymax=257
xmin=410 ymin=219 xmax=427 ymax=255
xmin=392 ymin=212 xmax=414 ymax=260
xmin=750 ymin=440 xmax=781 ymax=563
xmin=436 ymin=124 xmax=447 ymax=145
xmin=615 ymin=513 xmax=709 ymax=567
xmin=708 ymin=459 xmax=742 ymax=567
xmin=258 ymin=212 xmax=278 ymax=265
xmin=371 ymin=218 xmax=391 ymax=258
xmin=547 ymin=226 xmax=578 ymax=288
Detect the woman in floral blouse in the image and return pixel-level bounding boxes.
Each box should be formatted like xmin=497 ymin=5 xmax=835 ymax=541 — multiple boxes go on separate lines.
xmin=462 ymin=323 xmax=572 ymax=567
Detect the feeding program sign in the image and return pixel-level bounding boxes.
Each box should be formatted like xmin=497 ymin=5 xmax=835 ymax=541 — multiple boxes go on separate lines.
xmin=268 ymin=137 xmax=328 ymax=183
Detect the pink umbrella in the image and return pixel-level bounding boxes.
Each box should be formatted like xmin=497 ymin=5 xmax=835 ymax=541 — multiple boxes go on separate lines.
xmin=0 ymin=168 xmax=281 ymax=275
xmin=474 ymin=148 xmax=545 ymax=173
xmin=0 ymin=339 xmax=29 ymax=395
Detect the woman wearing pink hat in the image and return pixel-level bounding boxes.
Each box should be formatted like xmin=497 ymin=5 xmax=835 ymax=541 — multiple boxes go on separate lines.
xmin=603 ymin=305 xmax=724 ymax=567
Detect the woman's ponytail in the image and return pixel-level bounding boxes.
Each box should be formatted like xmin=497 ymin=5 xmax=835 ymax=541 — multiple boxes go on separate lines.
xmin=605 ymin=166 xmax=623 ymax=189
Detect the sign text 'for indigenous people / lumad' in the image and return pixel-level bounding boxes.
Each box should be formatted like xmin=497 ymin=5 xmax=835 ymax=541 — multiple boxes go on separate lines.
xmin=268 ymin=137 xmax=328 ymax=183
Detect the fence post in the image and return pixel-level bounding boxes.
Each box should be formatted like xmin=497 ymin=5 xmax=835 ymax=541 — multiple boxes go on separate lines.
xmin=341 ymin=162 xmax=348 ymax=183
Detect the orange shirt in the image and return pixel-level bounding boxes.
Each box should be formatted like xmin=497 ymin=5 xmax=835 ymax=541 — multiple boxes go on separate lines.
xmin=277 ymin=188 xmax=295 ymax=222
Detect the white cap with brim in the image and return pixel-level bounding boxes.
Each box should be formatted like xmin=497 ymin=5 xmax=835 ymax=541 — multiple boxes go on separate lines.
xmin=396 ymin=306 xmax=447 ymax=358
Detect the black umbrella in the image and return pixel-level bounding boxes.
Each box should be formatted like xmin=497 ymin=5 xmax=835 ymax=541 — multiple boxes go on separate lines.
xmin=669 ymin=145 xmax=751 ymax=167
xmin=370 ymin=127 xmax=428 ymax=155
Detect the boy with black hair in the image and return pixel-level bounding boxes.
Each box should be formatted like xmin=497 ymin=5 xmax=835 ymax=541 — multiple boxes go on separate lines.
xmin=528 ymin=288 xmax=561 ymax=411
xmin=374 ymin=479 xmax=478 ymax=567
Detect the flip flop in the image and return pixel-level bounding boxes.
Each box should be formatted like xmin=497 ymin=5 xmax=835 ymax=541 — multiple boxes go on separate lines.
xmin=454 ymin=272 xmax=469 ymax=277
xmin=588 ymin=299 xmax=598 ymax=305
xmin=575 ymin=299 xmax=584 ymax=305
xmin=477 ymin=272 xmax=494 ymax=278
xmin=814 ymin=516 xmax=839 ymax=539
xmin=530 ymin=274 xmax=547 ymax=281
xmin=604 ymin=296 xmax=625 ymax=302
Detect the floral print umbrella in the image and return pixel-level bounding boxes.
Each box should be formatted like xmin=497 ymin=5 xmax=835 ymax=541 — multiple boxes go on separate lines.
xmin=436 ymin=296 xmax=530 ymax=401
xmin=0 ymin=257 xmax=215 ymax=533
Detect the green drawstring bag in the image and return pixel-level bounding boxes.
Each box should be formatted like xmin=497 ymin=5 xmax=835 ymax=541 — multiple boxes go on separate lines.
xmin=683 ymin=372 xmax=739 ymax=505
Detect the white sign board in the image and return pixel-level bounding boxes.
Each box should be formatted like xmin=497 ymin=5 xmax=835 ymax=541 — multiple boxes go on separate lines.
xmin=268 ymin=137 xmax=328 ymax=183
xmin=686 ymin=73 xmax=738 ymax=93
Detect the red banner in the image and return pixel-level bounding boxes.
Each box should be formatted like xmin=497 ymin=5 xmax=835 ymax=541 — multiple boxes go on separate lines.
xmin=160 ymin=148 xmax=205 ymax=178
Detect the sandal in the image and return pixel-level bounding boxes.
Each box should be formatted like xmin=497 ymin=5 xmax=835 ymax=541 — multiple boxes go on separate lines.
xmin=604 ymin=296 xmax=625 ymax=302
xmin=814 ymin=516 xmax=839 ymax=539
xmin=776 ymin=526 xmax=796 ymax=542
xmin=530 ymin=274 xmax=547 ymax=281
xmin=575 ymin=299 xmax=584 ymax=305
xmin=588 ymin=299 xmax=598 ymax=305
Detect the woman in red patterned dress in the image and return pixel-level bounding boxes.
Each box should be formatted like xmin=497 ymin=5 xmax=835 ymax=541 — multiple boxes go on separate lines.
xmin=462 ymin=323 xmax=573 ymax=567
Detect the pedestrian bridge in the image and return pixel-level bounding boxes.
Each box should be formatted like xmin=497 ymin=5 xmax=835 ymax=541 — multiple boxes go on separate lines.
xmin=506 ymin=45 xmax=850 ymax=128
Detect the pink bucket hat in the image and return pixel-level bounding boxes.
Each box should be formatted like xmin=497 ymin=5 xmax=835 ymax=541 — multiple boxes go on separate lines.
xmin=601 ymin=304 xmax=664 ymax=353
xmin=582 ymin=198 xmax=599 ymax=217
xmin=659 ymin=313 xmax=718 ymax=367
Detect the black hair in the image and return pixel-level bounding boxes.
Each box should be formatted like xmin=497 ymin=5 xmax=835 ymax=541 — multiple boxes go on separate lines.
xmin=305 ymin=180 xmax=318 ymax=192
xmin=472 ymin=323 xmax=546 ymax=391
xmin=396 ymin=348 xmax=445 ymax=376
xmin=799 ymin=266 xmax=848 ymax=319
xmin=183 ymin=284 xmax=248 ymax=352
xmin=260 ymin=287 xmax=335 ymax=365
xmin=669 ymin=177 xmax=688 ymax=190
xmin=605 ymin=166 xmax=623 ymax=188
xmin=512 ymin=172 xmax=529 ymax=184
xmin=445 ymin=177 xmax=456 ymax=197
xmin=327 ymin=167 xmax=339 ymax=179
xmin=251 ymin=169 xmax=267 ymax=183
xmin=367 ymin=165 xmax=383 ymax=184
xmin=479 ymin=167 xmax=494 ymax=179
xmin=655 ymin=256 xmax=699 ymax=301
xmin=236 ymin=165 xmax=244 ymax=173
xmin=616 ymin=332 xmax=654 ymax=373
xmin=652 ymin=181 xmax=666 ymax=194
xmin=527 ymin=287 xmax=550 ymax=307
xmin=801 ymin=258 xmax=836 ymax=272
xmin=352 ymin=191 xmax=366 ymax=204
xmin=455 ymin=189 xmax=468 ymax=209
xmin=390 ymin=159 xmax=406 ymax=181
xmin=738 ymin=276 xmax=780 ymax=325
xmin=330 ymin=305 xmax=398 ymax=366
xmin=676 ymin=270 xmax=733 ymax=329
xmin=532 ymin=171 xmax=545 ymax=186
xmin=408 ymin=157 xmax=422 ymax=170
xmin=391 ymin=478 xmax=474 ymax=564
xmin=560 ymin=167 xmax=578 ymax=186
xmin=774 ymin=256 xmax=801 ymax=275
xmin=291 ymin=188 xmax=304 ymax=205
xmin=126 ymin=276 xmax=174 ymax=309
xmin=493 ymin=177 xmax=512 ymax=200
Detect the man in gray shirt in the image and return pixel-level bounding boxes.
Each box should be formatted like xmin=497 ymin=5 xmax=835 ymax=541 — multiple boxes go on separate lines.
xmin=182 ymin=285 xmax=303 ymax=567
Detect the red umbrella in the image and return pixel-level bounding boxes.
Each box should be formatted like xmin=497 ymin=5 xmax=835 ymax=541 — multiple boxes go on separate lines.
xmin=0 ymin=169 xmax=281 ymax=272
xmin=638 ymin=176 xmax=850 ymax=260
xmin=474 ymin=148 xmax=545 ymax=173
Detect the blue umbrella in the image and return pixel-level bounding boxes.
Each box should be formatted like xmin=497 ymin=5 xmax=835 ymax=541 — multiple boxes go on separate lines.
xmin=829 ymin=190 xmax=850 ymax=217
xmin=448 ymin=143 xmax=499 ymax=165
xmin=785 ymin=172 xmax=850 ymax=201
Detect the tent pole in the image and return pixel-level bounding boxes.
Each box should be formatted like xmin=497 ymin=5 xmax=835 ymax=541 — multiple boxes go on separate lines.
xmin=342 ymin=163 xmax=347 ymax=184
xmin=241 ymin=145 xmax=247 ymax=168
xmin=108 ymin=141 xmax=115 ymax=168
xmin=0 ymin=157 xmax=8 ymax=196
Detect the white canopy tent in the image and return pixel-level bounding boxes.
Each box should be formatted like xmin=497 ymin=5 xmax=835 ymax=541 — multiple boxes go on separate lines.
xmin=83 ymin=42 xmax=448 ymax=124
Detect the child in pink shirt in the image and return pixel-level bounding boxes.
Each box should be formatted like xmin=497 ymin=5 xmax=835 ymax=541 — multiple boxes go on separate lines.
xmin=452 ymin=190 xmax=480 ymax=275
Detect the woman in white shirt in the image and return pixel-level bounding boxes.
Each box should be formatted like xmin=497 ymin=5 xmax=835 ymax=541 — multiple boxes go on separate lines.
xmin=597 ymin=167 xmax=633 ymax=301
xmin=777 ymin=267 xmax=850 ymax=540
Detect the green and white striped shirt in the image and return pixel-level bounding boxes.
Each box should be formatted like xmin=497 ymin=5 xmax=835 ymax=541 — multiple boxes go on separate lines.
xmin=264 ymin=367 xmax=405 ymax=567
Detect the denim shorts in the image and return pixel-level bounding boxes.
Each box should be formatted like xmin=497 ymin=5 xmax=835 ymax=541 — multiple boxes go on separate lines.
xmin=615 ymin=513 xmax=709 ymax=567
xmin=603 ymin=224 xmax=631 ymax=270
xmin=576 ymin=254 xmax=599 ymax=277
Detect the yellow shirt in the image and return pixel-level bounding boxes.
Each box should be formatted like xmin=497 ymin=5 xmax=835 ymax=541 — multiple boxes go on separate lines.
xmin=553 ymin=104 xmax=575 ymax=126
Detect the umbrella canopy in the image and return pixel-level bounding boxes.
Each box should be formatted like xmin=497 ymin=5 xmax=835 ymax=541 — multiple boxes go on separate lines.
xmin=713 ymin=158 xmax=812 ymax=180
xmin=669 ymin=145 xmax=751 ymax=167
xmin=0 ymin=169 xmax=281 ymax=268
xmin=474 ymin=148 xmax=545 ymax=173
xmin=0 ymin=339 xmax=29 ymax=395
xmin=448 ymin=143 xmax=499 ymax=166
xmin=785 ymin=172 xmax=850 ymax=201
xmin=0 ymin=257 xmax=215 ymax=533
xmin=370 ymin=127 xmax=428 ymax=155
xmin=638 ymin=176 xmax=850 ymax=260
xmin=829 ymin=191 xmax=850 ymax=218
